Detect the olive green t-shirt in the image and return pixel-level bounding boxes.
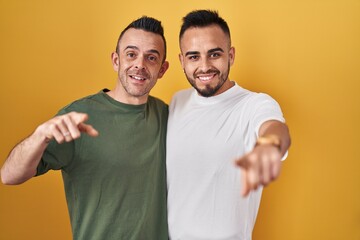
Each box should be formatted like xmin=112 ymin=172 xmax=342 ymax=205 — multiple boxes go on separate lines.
xmin=37 ymin=90 xmax=168 ymax=240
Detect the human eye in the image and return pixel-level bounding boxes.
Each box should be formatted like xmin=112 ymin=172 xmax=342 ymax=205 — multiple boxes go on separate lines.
xmin=126 ymin=52 xmax=136 ymax=58
xmin=188 ymin=55 xmax=199 ymax=61
xmin=147 ymin=55 xmax=158 ymax=62
xmin=210 ymin=52 xmax=221 ymax=58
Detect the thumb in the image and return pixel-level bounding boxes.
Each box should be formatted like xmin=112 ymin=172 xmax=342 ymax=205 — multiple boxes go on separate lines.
xmin=235 ymin=157 xmax=250 ymax=197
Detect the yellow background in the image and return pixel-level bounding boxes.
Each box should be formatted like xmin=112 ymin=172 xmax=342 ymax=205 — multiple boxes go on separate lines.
xmin=0 ymin=0 xmax=359 ymax=239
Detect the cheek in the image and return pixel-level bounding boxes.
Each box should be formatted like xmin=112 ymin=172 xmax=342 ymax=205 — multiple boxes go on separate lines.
xmin=119 ymin=58 xmax=133 ymax=68
xmin=150 ymin=65 xmax=164 ymax=77
xmin=183 ymin=63 xmax=196 ymax=74
xmin=119 ymin=63 xmax=132 ymax=73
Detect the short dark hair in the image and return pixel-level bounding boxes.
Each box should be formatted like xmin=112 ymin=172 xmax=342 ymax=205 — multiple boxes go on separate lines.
xmin=116 ymin=16 xmax=167 ymax=61
xmin=179 ymin=10 xmax=231 ymax=44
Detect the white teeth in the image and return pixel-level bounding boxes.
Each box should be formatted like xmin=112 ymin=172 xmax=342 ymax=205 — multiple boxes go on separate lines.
xmin=199 ymin=76 xmax=213 ymax=81
xmin=132 ymin=76 xmax=146 ymax=80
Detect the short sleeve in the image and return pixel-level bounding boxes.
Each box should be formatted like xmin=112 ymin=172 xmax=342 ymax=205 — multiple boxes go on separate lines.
xmin=36 ymin=109 xmax=75 ymax=176
xmin=252 ymin=93 xmax=285 ymax=138
xmin=250 ymin=93 xmax=288 ymax=160
xmin=243 ymin=93 xmax=285 ymax=154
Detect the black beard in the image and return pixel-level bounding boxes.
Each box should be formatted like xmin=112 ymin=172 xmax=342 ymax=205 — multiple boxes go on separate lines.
xmin=186 ymin=64 xmax=230 ymax=97
xmin=193 ymin=81 xmax=224 ymax=97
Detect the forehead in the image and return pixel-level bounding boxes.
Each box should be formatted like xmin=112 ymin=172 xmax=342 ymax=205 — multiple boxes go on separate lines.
xmin=119 ymin=28 xmax=165 ymax=55
xmin=180 ymin=25 xmax=230 ymax=52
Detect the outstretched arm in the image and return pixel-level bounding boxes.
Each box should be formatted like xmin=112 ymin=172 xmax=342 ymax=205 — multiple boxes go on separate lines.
xmin=235 ymin=120 xmax=291 ymax=196
xmin=1 ymin=112 xmax=98 ymax=185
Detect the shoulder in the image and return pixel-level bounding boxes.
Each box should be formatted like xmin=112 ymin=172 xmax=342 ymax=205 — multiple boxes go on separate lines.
xmin=58 ymin=90 xmax=105 ymax=114
xmin=148 ymin=95 xmax=168 ymax=109
xmin=147 ymin=96 xmax=169 ymax=118
xmin=232 ymin=85 xmax=279 ymax=106
xmin=169 ymin=88 xmax=193 ymax=106
xmin=173 ymin=88 xmax=193 ymax=99
xmin=230 ymin=85 xmax=283 ymax=117
xmin=247 ymin=92 xmax=280 ymax=107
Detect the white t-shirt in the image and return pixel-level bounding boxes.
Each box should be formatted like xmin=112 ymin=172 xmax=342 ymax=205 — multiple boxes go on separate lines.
xmin=167 ymin=83 xmax=285 ymax=240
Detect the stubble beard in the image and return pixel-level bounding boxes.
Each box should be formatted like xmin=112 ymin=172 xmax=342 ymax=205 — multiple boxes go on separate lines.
xmin=119 ymin=70 xmax=154 ymax=98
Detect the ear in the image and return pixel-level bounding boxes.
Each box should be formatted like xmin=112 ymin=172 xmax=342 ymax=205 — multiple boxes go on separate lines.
xmin=111 ymin=52 xmax=120 ymax=71
xmin=179 ymin=53 xmax=185 ymax=70
xmin=229 ymin=47 xmax=235 ymax=66
xmin=158 ymin=61 xmax=170 ymax=79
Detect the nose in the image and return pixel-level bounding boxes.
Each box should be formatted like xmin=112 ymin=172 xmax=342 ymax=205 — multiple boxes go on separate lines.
xmin=198 ymin=58 xmax=211 ymax=72
xmin=134 ymin=56 xmax=146 ymax=70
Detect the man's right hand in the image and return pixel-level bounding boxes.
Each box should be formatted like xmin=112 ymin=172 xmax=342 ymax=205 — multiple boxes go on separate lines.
xmin=1 ymin=111 xmax=99 ymax=185
xmin=35 ymin=111 xmax=99 ymax=144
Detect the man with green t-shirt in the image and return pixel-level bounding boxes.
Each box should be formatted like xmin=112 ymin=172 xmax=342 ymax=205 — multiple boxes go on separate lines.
xmin=1 ymin=16 xmax=169 ymax=240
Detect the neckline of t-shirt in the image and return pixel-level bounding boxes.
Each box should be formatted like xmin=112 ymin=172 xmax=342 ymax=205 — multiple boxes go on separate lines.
xmin=192 ymin=81 xmax=240 ymax=105
xmin=100 ymin=89 xmax=147 ymax=111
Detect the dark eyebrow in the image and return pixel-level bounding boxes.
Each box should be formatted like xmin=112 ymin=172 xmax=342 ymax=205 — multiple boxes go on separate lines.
xmin=124 ymin=45 xmax=160 ymax=57
xmin=185 ymin=51 xmax=200 ymax=57
xmin=185 ymin=48 xmax=224 ymax=57
xmin=124 ymin=45 xmax=139 ymax=51
xmin=148 ymin=49 xmax=160 ymax=56
xmin=208 ymin=48 xmax=224 ymax=54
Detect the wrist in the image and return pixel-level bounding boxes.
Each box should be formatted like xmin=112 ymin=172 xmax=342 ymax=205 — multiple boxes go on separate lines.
xmin=255 ymin=134 xmax=281 ymax=152
xmin=33 ymin=125 xmax=52 ymax=145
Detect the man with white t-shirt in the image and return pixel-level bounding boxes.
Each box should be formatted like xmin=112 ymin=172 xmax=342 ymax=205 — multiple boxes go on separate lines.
xmin=167 ymin=10 xmax=291 ymax=240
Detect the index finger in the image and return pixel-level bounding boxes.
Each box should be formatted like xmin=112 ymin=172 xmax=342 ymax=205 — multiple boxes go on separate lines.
xmin=78 ymin=123 xmax=99 ymax=137
xmin=67 ymin=112 xmax=89 ymax=125
xmin=241 ymin=169 xmax=250 ymax=197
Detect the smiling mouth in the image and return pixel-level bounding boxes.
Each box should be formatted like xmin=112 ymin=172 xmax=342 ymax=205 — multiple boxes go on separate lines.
xmin=130 ymin=75 xmax=147 ymax=81
xmin=197 ymin=73 xmax=217 ymax=82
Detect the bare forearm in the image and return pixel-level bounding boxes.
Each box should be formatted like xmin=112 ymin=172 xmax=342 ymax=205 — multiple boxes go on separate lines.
xmin=1 ymin=129 xmax=48 ymax=185
xmin=1 ymin=112 xmax=98 ymax=185
xmin=236 ymin=120 xmax=291 ymax=196
xmin=258 ymin=120 xmax=291 ymax=156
